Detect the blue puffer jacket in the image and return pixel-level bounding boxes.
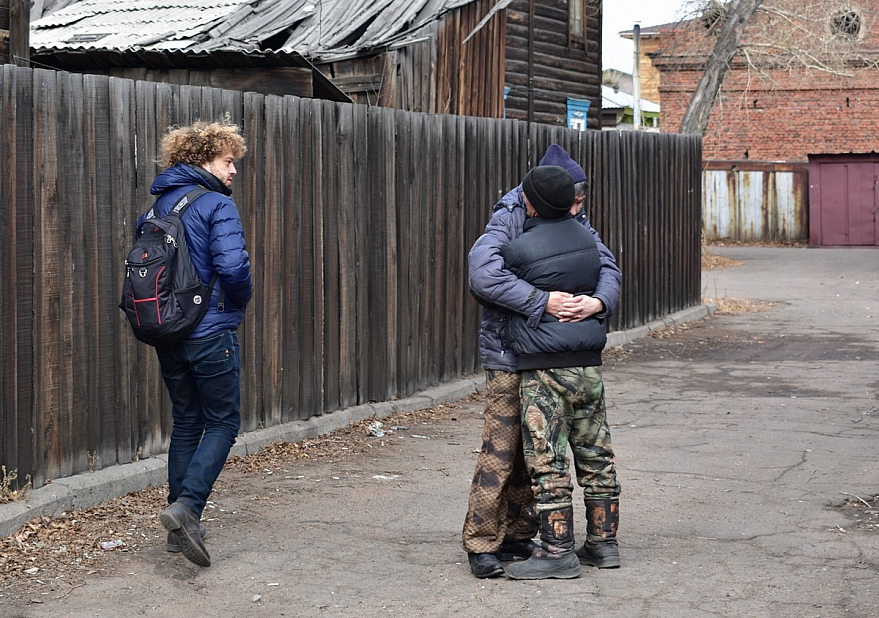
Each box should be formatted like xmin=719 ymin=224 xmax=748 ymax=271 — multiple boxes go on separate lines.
xmin=468 ymin=186 xmax=621 ymax=372
xmin=144 ymin=163 xmax=253 ymax=339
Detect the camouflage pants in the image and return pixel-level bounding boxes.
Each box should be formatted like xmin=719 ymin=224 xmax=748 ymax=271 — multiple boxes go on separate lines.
xmin=462 ymin=370 xmax=538 ymax=554
xmin=520 ymin=366 xmax=620 ymax=512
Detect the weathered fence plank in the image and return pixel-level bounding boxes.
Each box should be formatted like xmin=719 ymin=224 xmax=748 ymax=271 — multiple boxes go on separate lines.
xmin=1 ymin=66 xmax=36 ymax=486
xmin=351 ymin=103 xmax=370 ymax=404
xmin=61 ymin=71 xmax=87 ymax=479
xmin=241 ymin=90 xmax=266 ymax=431
xmin=320 ymin=100 xmax=342 ymax=414
xmin=32 ymin=69 xmax=61 ymax=486
xmin=279 ymin=94 xmax=301 ymax=422
xmin=261 ymin=94 xmax=286 ymax=428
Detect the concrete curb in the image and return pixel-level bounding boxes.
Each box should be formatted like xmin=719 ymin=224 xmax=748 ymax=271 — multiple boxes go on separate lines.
xmin=227 ymin=374 xmax=485 ymax=460
xmin=606 ymin=302 xmax=715 ymax=348
xmin=0 ymin=303 xmax=714 ymax=539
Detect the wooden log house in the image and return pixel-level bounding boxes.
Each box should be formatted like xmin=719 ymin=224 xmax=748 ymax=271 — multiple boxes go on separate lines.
xmin=28 ymin=0 xmax=603 ymax=129
xmin=504 ymin=0 xmax=602 ymax=129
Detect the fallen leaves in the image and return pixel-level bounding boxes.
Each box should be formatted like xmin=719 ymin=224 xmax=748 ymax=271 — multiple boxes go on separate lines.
xmin=707 ymin=297 xmax=781 ymax=315
xmin=835 ymin=494 xmax=879 ymax=533
xmin=702 ymin=252 xmax=743 ymax=271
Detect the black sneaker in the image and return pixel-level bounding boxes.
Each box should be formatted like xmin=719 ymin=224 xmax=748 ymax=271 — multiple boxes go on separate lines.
xmin=467 ymin=553 xmax=504 ymax=578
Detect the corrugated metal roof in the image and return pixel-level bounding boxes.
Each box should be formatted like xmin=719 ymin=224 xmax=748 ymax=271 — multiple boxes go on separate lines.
xmin=31 ymin=0 xmax=479 ymax=60
xmin=601 ymin=85 xmax=660 ymax=113
xmin=31 ymin=1 xmax=251 ymax=49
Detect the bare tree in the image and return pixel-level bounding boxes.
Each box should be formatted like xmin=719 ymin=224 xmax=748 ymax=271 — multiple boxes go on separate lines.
xmin=679 ymin=0 xmax=764 ymax=134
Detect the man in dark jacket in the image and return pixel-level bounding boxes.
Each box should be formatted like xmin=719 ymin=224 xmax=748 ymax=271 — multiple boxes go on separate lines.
xmin=145 ymin=119 xmax=253 ymax=568
xmin=462 ymin=146 xmax=622 ymax=578
xmin=501 ymin=165 xmax=620 ymax=580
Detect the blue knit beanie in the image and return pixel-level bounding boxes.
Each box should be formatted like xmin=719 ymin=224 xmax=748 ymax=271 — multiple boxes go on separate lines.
xmin=539 ymin=144 xmax=588 ymax=185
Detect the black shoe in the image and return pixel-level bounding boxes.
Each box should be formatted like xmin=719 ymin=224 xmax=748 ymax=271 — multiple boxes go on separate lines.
xmin=160 ymin=502 xmax=211 ymax=567
xmin=467 ymin=553 xmax=504 ymax=578
xmin=166 ymin=523 xmax=206 ymax=553
xmin=504 ymin=552 xmax=581 ymax=580
xmin=498 ymin=539 xmax=539 ymax=561
xmin=575 ymin=538 xmax=620 ymax=568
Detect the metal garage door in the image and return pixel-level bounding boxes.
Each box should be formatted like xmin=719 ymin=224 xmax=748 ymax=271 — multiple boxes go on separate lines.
xmin=808 ymin=153 xmax=879 ymax=246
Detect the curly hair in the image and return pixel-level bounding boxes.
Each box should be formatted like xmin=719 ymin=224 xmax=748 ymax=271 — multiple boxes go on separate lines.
xmin=159 ymin=118 xmax=247 ymax=168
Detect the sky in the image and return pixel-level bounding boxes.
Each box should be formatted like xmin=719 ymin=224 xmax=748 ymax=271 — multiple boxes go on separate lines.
xmin=602 ymin=0 xmax=689 ymax=73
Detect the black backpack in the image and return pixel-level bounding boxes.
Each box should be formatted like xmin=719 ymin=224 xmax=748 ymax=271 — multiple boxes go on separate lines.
xmin=119 ymin=187 xmax=219 ymax=347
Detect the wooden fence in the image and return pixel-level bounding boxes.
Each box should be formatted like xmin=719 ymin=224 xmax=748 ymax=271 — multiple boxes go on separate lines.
xmin=0 ymin=66 xmax=703 ymax=488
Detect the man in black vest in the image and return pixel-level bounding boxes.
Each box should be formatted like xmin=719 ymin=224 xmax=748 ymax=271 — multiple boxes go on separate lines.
xmin=500 ymin=166 xmax=621 ymax=580
xmin=463 ymin=146 xmax=622 ymax=579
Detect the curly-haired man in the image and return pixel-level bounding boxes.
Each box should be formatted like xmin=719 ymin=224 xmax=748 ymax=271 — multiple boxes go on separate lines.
xmin=144 ymin=119 xmax=253 ymax=568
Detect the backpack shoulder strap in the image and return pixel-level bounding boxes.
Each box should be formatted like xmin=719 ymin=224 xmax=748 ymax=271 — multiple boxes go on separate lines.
xmin=171 ymin=186 xmax=211 ymax=216
xmin=145 ymin=186 xmax=210 ymax=220
xmin=153 ymin=186 xmax=224 ymax=304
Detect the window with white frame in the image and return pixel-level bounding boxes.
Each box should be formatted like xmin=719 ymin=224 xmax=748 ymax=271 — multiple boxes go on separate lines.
xmin=567 ymin=98 xmax=590 ymax=131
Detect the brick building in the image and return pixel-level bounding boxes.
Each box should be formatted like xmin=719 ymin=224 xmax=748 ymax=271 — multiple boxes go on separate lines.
xmin=641 ymin=3 xmax=879 ymax=247
xmin=648 ymin=3 xmax=879 ymax=162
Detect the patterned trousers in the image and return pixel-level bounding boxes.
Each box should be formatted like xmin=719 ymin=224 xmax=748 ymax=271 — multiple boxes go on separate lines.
xmin=462 ymin=370 xmax=539 ymax=554
xmin=520 ymin=366 xmax=620 ymax=513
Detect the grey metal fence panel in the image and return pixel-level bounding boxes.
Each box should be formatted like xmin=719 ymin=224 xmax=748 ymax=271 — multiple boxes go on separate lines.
xmin=703 ymin=160 xmax=808 ymax=243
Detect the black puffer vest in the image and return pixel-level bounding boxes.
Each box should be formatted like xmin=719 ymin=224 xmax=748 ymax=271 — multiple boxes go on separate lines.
xmin=500 ymin=215 xmax=606 ymax=370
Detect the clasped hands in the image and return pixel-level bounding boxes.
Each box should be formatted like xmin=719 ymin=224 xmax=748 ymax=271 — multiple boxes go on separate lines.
xmin=545 ymin=291 xmax=603 ymax=323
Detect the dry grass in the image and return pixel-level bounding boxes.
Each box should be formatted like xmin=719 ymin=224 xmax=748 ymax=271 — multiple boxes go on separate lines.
xmin=701 ymin=239 xmax=807 ymax=271
xmin=0 ymin=467 xmax=32 ymax=505
xmin=708 ymin=297 xmax=780 ymax=315
xmin=701 ymin=243 xmax=781 ymax=314
xmin=701 ymin=252 xmax=742 ymax=270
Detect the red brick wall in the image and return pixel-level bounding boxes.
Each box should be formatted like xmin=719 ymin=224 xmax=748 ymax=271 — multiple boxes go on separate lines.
xmin=660 ymin=68 xmax=879 ymax=161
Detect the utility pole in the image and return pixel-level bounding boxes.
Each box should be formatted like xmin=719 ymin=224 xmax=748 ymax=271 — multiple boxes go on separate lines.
xmin=0 ymin=0 xmax=29 ymax=66
xmin=632 ymin=24 xmax=642 ymax=130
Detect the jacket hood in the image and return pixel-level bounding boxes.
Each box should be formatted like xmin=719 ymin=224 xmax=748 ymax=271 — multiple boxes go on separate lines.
xmin=150 ymin=163 xmax=232 ymax=196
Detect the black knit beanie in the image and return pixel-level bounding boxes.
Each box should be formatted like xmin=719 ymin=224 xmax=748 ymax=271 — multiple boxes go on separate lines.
xmin=522 ymin=165 xmax=574 ymax=219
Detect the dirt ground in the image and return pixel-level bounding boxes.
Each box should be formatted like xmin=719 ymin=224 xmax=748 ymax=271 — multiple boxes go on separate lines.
xmin=0 ymin=402 xmax=469 ymax=606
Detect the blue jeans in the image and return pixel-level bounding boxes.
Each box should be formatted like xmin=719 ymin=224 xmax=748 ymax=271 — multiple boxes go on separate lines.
xmin=157 ymin=329 xmax=241 ymax=517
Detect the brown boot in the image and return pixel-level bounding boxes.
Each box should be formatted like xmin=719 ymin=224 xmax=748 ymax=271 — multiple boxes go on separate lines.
xmin=505 ymin=507 xmax=581 ymax=580
xmin=575 ymin=498 xmax=620 ymax=568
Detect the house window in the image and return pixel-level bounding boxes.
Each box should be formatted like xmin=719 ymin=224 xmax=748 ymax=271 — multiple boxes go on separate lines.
xmin=570 ymin=0 xmax=585 ymax=43
xmin=567 ymin=98 xmax=590 ymax=131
